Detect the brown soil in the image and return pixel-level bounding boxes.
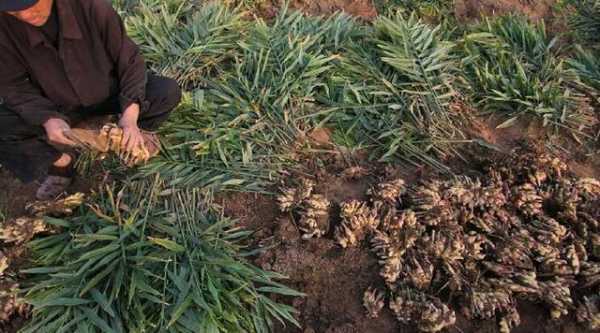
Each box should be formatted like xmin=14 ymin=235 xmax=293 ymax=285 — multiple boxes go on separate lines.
xmin=245 ymin=0 xmax=378 ymax=20
xmin=0 ymin=171 xmax=39 ymax=220
xmin=454 ymin=0 xmax=557 ymax=22
xmin=289 ymin=0 xmax=377 ymax=20
xmin=251 ymin=0 xmax=560 ymax=23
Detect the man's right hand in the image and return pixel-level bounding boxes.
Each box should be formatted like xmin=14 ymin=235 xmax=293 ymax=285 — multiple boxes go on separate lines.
xmin=43 ymin=118 xmax=76 ymax=146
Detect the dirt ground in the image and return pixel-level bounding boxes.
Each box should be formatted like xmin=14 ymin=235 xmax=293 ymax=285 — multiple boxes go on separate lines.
xmin=454 ymin=0 xmax=557 ymax=22
xmin=247 ymin=0 xmax=378 ymax=20
xmin=254 ymin=0 xmax=560 ymax=22
xmin=289 ymin=0 xmax=377 ymax=20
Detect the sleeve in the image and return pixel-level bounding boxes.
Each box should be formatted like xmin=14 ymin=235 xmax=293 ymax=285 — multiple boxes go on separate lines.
xmin=92 ymin=0 xmax=147 ymax=113
xmin=0 ymin=41 xmax=67 ymax=126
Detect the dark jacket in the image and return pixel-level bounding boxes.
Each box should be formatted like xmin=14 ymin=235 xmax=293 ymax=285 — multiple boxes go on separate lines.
xmin=0 ymin=0 xmax=147 ymax=126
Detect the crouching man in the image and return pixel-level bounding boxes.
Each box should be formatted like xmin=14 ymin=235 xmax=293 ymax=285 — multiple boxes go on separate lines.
xmin=0 ymin=0 xmax=181 ymax=200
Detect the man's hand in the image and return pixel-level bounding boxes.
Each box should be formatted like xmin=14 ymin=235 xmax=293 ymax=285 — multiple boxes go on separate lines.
xmin=43 ymin=118 xmax=76 ymax=146
xmin=118 ymin=103 xmax=145 ymax=155
xmin=120 ymin=124 xmax=144 ymax=152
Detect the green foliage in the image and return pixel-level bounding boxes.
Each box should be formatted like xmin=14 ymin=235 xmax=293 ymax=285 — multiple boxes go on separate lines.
xmin=325 ymin=13 xmax=464 ymax=170
xmin=462 ymin=15 xmax=588 ymax=132
xmin=125 ymin=1 xmax=245 ymax=88
xmin=565 ymin=0 xmax=600 ymax=45
xmin=569 ymin=45 xmax=600 ymax=93
xmin=20 ymin=181 xmax=302 ymax=333
xmin=118 ymin=2 xmax=594 ymax=191
xmin=142 ymin=10 xmax=363 ymax=190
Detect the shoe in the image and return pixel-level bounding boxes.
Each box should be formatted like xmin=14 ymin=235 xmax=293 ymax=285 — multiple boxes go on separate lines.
xmin=35 ymin=175 xmax=73 ymax=201
xmin=35 ymin=159 xmax=75 ymax=201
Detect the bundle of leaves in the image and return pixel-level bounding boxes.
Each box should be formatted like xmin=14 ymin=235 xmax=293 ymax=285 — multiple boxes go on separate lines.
xmin=124 ymin=0 xmax=245 ymax=88
xmin=564 ymin=0 xmax=600 ymax=45
xmin=374 ymin=0 xmax=455 ymax=24
xmin=19 ymin=181 xmax=301 ymax=332
xmin=462 ymin=15 xmax=592 ymax=135
xmin=569 ymin=46 xmax=600 ymax=98
xmin=325 ymin=13 xmax=465 ymax=171
xmin=142 ymin=9 xmax=363 ymax=191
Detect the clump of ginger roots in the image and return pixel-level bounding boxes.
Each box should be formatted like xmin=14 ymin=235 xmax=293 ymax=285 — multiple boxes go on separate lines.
xmin=277 ymin=179 xmax=330 ymax=239
xmin=276 ymin=148 xmax=600 ymax=332
xmin=351 ymin=148 xmax=599 ymax=332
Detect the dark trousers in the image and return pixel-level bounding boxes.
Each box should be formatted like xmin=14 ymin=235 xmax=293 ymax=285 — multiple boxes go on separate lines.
xmin=0 ymin=74 xmax=181 ymax=183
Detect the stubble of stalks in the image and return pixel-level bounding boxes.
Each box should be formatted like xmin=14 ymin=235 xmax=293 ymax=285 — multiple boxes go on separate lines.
xmin=25 ymin=193 xmax=85 ymax=217
xmin=462 ymin=289 xmax=517 ymax=321
xmin=0 ymin=281 xmax=28 ymax=323
xmin=538 ymin=278 xmax=576 ymax=320
xmin=580 ymin=262 xmax=600 ymax=288
xmin=0 ymin=252 xmax=7 ymax=277
xmin=277 ymin=179 xmax=332 ymax=239
xmin=65 ymin=124 xmax=160 ymax=167
xmin=357 ymin=148 xmax=600 ymax=331
xmin=513 ymin=183 xmax=543 ymax=217
xmin=0 ymin=193 xmax=85 ymax=244
xmin=335 ymin=200 xmax=380 ymax=248
xmin=369 ymin=178 xmax=406 ymax=206
xmin=577 ymin=295 xmax=600 ymax=330
xmin=363 ymin=287 xmax=386 ymax=319
xmin=298 ymin=194 xmax=331 ymax=240
xmin=371 ymin=210 xmax=422 ymax=287
xmin=389 ymin=289 xmax=456 ymax=333
xmin=277 ymin=178 xmax=315 ymax=212
xmin=403 ymin=251 xmax=435 ymax=290
xmin=498 ymin=307 xmax=521 ymax=333
xmin=341 ymin=166 xmax=369 ymax=180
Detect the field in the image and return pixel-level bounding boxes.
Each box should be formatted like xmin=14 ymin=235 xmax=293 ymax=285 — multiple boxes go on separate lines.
xmin=1 ymin=0 xmax=600 ymax=332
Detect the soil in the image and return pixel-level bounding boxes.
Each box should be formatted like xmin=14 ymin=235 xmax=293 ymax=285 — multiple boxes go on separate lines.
xmin=289 ymin=0 xmax=378 ymax=20
xmin=454 ymin=0 xmax=557 ymax=22
xmin=253 ymin=0 xmax=560 ymax=23
xmin=246 ymin=0 xmax=378 ymax=20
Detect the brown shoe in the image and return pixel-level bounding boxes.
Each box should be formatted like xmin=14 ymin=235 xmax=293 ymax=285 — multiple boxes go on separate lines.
xmin=35 ymin=162 xmax=75 ymax=201
xmin=35 ymin=175 xmax=73 ymax=201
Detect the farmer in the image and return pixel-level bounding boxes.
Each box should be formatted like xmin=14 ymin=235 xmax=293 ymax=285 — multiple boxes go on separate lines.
xmin=0 ymin=0 xmax=181 ymax=200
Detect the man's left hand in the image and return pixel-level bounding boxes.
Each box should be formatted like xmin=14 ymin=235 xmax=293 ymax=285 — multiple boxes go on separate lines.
xmin=118 ymin=103 xmax=144 ymax=156
xmin=120 ymin=124 xmax=144 ymax=153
